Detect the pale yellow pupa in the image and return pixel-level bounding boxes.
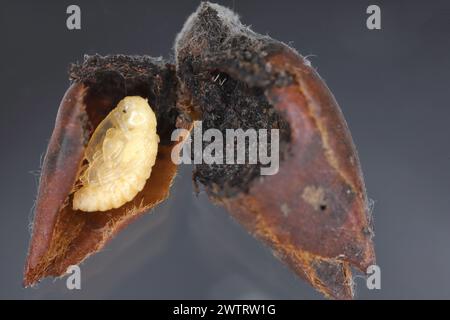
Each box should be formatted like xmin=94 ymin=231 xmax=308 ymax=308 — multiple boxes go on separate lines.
xmin=73 ymin=96 xmax=159 ymax=212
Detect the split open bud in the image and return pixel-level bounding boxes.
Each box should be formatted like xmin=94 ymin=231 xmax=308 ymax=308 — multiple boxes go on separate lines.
xmin=23 ymin=55 xmax=183 ymax=287
xmin=24 ymin=2 xmax=375 ymax=299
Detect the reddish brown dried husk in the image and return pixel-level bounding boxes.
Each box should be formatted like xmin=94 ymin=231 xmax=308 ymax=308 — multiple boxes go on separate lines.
xmin=217 ymin=48 xmax=375 ymax=299
xmin=24 ymin=83 xmax=179 ymax=286
xmin=171 ymin=1 xmax=375 ymax=298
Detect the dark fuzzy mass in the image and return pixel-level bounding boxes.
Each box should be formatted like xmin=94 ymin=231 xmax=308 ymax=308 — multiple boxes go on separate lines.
xmin=176 ymin=3 xmax=291 ymax=197
xmin=70 ymin=55 xmax=179 ymax=144
xmin=188 ymin=67 xmax=291 ymax=197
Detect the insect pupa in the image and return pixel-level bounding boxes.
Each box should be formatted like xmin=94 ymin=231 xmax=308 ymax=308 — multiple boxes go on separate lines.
xmin=73 ymin=96 xmax=159 ymax=212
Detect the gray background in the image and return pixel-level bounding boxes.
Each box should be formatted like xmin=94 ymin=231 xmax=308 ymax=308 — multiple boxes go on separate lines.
xmin=0 ymin=0 xmax=449 ymax=299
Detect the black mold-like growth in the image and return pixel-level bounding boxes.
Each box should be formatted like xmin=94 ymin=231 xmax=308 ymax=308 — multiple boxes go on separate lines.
xmin=70 ymin=55 xmax=179 ymax=144
xmin=175 ymin=3 xmax=291 ymax=196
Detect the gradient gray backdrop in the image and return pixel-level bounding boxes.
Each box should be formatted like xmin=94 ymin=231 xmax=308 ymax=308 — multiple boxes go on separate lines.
xmin=1 ymin=0 xmax=449 ymax=299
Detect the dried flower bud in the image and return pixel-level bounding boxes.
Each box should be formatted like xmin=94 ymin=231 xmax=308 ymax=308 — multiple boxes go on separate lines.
xmin=24 ymin=3 xmax=375 ymax=300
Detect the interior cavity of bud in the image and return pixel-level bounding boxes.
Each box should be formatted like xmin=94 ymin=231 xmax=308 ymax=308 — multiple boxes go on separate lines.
xmin=73 ymin=96 xmax=159 ymax=212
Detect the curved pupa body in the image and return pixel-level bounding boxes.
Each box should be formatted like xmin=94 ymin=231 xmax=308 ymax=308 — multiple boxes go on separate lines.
xmin=73 ymin=96 xmax=159 ymax=212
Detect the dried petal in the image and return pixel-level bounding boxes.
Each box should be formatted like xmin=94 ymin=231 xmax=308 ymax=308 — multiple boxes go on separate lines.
xmin=24 ymin=56 xmax=183 ymax=286
xmin=175 ymin=2 xmax=375 ymax=299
